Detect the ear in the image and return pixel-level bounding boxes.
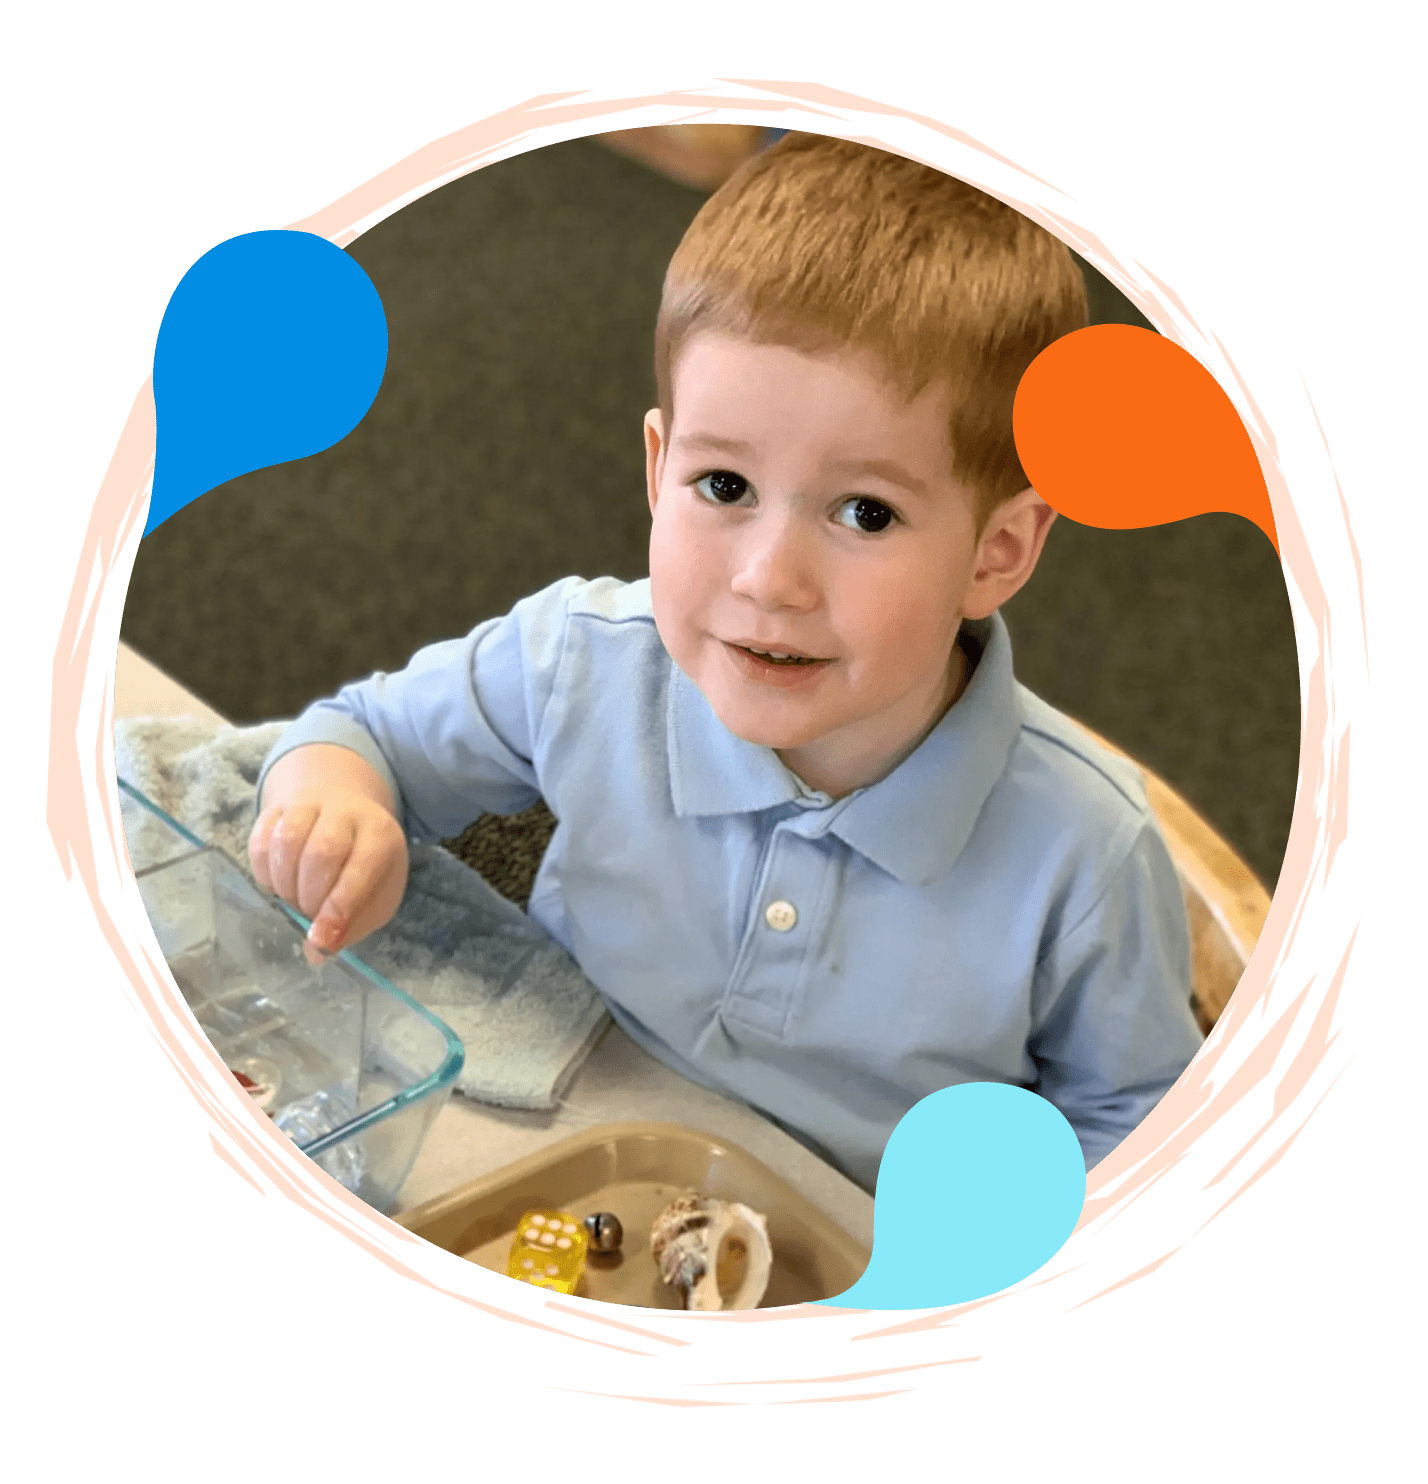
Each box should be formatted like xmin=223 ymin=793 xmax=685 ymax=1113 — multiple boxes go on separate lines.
xmin=644 ymin=408 xmax=666 ymax=518
xmin=960 ymin=488 xmax=1058 ymax=621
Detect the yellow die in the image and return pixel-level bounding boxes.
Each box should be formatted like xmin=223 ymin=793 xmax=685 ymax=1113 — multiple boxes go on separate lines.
xmin=508 ymin=1209 xmax=589 ymax=1293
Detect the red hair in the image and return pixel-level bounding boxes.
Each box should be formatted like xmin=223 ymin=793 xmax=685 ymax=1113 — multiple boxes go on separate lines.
xmin=655 ymin=133 xmax=1088 ymax=519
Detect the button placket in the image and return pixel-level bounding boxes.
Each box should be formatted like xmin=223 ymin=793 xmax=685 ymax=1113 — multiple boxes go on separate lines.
xmin=722 ymin=824 xmax=826 ymax=1038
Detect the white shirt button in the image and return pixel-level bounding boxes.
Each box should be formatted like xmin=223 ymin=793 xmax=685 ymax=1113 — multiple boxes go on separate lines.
xmin=765 ymin=900 xmax=798 ymax=932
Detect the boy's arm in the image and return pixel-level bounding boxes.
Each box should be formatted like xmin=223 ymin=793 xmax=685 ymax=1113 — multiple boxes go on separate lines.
xmin=255 ymin=575 xmax=585 ymax=839
xmin=250 ymin=576 xmax=584 ymax=947
xmin=1028 ymin=818 xmax=1206 ymax=1171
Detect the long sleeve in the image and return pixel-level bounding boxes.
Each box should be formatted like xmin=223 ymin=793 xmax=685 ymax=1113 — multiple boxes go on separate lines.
xmin=1028 ymin=818 xmax=1204 ymax=1170
xmin=256 ymin=576 xmax=586 ymax=841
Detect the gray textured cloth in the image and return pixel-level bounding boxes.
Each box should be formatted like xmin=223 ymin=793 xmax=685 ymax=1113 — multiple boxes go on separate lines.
xmin=114 ymin=716 xmax=609 ymax=1109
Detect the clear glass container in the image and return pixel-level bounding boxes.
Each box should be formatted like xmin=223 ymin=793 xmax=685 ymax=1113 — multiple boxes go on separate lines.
xmin=118 ymin=775 xmax=207 ymax=874
xmin=119 ymin=778 xmax=464 ymax=1212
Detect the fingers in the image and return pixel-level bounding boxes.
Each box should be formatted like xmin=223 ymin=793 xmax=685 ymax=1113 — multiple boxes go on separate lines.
xmin=253 ymin=802 xmax=321 ymax=906
xmin=301 ymin=937 xmax=331 ymax=968
xmin=294 ymin=812 xmax=358 ymax=922
xmin=251 ymin=806 xmax=336 ymax=957
xmin=308 ymin=817 xmax=407 ymax=954
xmin=248 ymin=796 xmax=407 ymax=958
xmin=248 ymin=806 xmax=282 ymax=891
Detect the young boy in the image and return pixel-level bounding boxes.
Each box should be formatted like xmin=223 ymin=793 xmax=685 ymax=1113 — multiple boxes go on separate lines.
xmin=250 ymin=134 xmax=1204 ymax=1193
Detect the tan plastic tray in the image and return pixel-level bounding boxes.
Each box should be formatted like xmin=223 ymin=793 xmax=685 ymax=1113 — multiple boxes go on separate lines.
xmin=394 ymin=1121 xmax=872 ymax=1309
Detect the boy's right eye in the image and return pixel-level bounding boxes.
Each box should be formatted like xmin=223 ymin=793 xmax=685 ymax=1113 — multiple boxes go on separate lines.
xmin=695 ymin=470 xmax=752 ymax=506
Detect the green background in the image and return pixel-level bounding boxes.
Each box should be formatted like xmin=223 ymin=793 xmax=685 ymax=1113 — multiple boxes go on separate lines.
xmin=11 ymin=5 xmax=1413 ymax=1478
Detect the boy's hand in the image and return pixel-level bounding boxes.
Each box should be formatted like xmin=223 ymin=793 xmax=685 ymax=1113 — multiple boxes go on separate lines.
xmin=248 ymin=746 xmax=408 ymax=956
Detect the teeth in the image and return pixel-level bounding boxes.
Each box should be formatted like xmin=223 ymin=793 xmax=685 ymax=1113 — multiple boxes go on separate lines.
xmin=745 ymin=646 xmax=815 ymax=665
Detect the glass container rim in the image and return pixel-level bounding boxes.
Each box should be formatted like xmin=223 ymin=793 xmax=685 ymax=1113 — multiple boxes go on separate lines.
xmin=117 ymin=775 xmax=466 ymax=1153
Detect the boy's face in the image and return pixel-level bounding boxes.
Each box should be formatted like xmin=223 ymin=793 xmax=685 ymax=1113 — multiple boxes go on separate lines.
xmin=646 ymin=332 xmax=1053 ymax=795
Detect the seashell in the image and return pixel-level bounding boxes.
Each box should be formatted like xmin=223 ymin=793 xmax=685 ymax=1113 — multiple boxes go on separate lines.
xmin=649 ymin=1193 xmax=773 ymax=1311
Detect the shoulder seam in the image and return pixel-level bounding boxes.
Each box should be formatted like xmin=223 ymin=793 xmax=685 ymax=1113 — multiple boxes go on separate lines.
xmin=576 ymin=607 xmax=659 ymax=628
xmin=566 ymin=577 xmax=657 ymax=628
xmin=535 ymin=582 xmax=582 ymax=746
xmin=1019 ymin=718 xmax=1150 ymax=817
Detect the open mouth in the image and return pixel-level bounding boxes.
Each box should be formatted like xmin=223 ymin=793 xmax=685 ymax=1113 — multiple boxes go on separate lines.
xmin=736 ymin=645 xmax=825 ymax=667
xmin=722 ymin=641 xmax=835 ymax=686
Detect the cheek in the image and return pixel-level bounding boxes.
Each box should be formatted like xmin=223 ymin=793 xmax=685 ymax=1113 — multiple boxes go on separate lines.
xmin=832 ymin=558 xmax=964 ymax=670
xmin=652 ymin=500 xmax=721 ymax=587
xmin=649 ymin=510 xmax=684 ymax=591
xmin=649 ymin=501 xmax=713 ymax=636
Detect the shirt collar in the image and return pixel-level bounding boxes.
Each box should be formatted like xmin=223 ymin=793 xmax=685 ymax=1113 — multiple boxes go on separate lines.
xmin=667 ymin=662 xmax=804 ymax=816
xmin=665 ymin=613 xmax=1022 ymax=885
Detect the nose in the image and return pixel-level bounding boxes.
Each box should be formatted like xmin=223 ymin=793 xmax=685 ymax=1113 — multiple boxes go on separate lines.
xmin=728 ymin=509 xmax=821 ymax=612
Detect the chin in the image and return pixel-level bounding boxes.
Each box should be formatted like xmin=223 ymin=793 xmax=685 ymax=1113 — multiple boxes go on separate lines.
xmin=707 ymin=693 xmax=826 ymax=750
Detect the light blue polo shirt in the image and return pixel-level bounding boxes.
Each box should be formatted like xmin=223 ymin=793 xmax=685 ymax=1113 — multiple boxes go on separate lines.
xmin=261 ymin=576 xmax=1204 ymax=1191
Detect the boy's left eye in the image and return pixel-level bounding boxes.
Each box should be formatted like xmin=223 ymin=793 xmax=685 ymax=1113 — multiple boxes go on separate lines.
xmin=835 ymin=497 xmax=896 ymax=534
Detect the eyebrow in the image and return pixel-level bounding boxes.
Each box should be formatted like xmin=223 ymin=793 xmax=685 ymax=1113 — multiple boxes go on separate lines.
xmin=828 ymin=457 xmax=929 ymax=499
xmin=671 ymin=432 xmax=756 ymax=456
xmin=672 ymin=435 xmax=930 ymax=498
